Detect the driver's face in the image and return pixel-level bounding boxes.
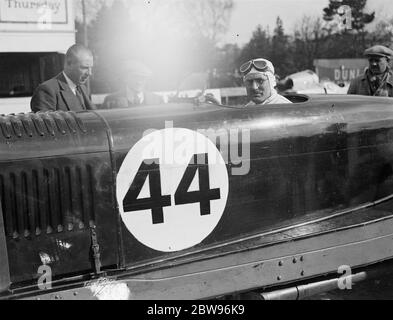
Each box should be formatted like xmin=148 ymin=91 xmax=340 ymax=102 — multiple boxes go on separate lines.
xmin=245 ymin=74 xmax=272 ymax=104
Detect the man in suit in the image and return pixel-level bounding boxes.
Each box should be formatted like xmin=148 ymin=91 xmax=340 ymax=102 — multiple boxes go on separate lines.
xmin=102 ymin=60 xmax=163 ymax=109
xmin=31 ymin=44 xmax=96 ymax=112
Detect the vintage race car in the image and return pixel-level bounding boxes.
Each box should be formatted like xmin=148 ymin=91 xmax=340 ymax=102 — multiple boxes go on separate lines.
xmin=1 ymin=94 xmax=393 ymax=300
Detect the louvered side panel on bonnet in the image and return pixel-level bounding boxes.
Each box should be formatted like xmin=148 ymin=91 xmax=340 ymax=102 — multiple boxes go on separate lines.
xmin=0 ymin=112 xmax=118 ymax=284
xmin=0 ymin=165 xmax=97 ymax=239
xmin=0 ymin=196 xmax=10 ymax=293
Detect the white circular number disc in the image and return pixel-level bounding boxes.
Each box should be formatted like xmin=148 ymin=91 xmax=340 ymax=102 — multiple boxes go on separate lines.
xmin=117 ymin=128 xmax=229 ymax=252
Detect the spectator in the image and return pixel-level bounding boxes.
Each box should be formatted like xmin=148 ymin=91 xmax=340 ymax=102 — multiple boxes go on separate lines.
xmin=348 ymin=45 xmax=393 ymax=97
xmin=102 ymin=60 xmax=163 ymax=109
xmin=31 ymin=44 xmax=95 ymax=112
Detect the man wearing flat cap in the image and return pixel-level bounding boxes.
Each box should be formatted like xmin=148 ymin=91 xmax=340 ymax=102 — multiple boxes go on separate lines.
xmin=102 ymin=60 xmax=163 ymax=109
xmin=240 ymin=58 xmax=292 ymax=106
xmin=348 ymin=45 xmax=393 ymax=97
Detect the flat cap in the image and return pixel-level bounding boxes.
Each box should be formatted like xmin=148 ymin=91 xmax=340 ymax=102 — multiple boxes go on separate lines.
xmin=364 ymin=45 xmax=393 ymax=59
xmin=124 ymin=60 xmax=152 ymax=77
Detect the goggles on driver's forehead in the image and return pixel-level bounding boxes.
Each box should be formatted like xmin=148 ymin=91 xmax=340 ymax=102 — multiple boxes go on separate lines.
xmin=240 ymin=59 xmax=270 ymax=75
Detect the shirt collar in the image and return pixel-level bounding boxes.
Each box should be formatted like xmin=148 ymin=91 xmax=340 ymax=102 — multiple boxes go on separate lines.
xmin=260 ymin=92 xmax=279 ymax=105
xmin=63 ymin=72 xmax=77 ymax=94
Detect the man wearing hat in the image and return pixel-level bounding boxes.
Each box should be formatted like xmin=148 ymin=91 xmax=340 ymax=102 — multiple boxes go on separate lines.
xmin=240 ymin=58 xmax=292 ymax=106
xmin=348 ymin=45 xmax=393 ymax=97
xmin=102 ymin=60 xmax=163 ymax=109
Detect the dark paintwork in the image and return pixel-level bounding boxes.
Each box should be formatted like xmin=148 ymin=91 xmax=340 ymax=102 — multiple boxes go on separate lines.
xmin=0 ymin=112 xmax=119 ymax=284
xmin=1 ymin=95 xmax=393 ymax=292
xmin=0 ymin=198 xmax=10 ymax=292
xmin=103 ymin=95 xmax=393 ymax=267
xmin=5 ymin=196 xmax=393 ymax=300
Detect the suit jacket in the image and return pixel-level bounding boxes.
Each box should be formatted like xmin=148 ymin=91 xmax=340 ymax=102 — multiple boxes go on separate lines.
xmin=102 ymin=90 xmax=164 ymax=109
xmin=31 ymin=73 xmax=96 ymax=113
xmin=348 ymin=70 xmax=393 ymax=97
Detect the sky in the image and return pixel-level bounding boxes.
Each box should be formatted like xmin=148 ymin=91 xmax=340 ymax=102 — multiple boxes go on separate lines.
xmin=223 ymin=0 xmax=393 ymax=45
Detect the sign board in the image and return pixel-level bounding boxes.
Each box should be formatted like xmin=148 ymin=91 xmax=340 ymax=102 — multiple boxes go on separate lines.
xmin=0 ymin=0 xmax=68 ymax=24
xmin=0 ymin=0 xmax=74 ymax=33
xmin=0 ymin=0 xmax=75 ymax=52
xmin=314 ymin=59 xmax=368 ymax=84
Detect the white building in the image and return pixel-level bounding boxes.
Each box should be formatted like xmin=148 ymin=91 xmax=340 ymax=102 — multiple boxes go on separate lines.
xmin=0 ymin=0 xmax=76 ymax=114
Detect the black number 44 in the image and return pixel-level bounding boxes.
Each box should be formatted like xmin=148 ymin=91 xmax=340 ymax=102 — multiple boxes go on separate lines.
xmin=123 ymin=154 xmax=221 ymax=225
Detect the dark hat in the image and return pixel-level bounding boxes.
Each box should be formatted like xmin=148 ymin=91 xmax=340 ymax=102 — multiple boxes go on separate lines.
xmin=124 ymin=60 xmax=152 ymax=77
xmin=364 ymin=45 xmax=393 ymax=59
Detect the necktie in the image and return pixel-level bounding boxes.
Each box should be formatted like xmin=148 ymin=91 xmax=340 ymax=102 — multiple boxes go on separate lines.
xmin=76 ymin=86 xmax=86 ymax=110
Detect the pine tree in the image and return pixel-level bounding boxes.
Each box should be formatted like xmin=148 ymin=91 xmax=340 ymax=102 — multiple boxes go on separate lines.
xmin=323 ymin=0 xmax=375 ymax=55
xmin=239 ymin=25 xmax=272 ymax=64
xmin=271 ymin=17 xmax=294 ymax=77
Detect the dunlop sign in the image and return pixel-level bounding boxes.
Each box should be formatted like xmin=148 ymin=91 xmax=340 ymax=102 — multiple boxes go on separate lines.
xmin=0 ymin=0 xmax=68 ymax=24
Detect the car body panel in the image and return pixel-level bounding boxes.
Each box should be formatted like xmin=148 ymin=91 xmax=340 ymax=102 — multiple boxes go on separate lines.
xmin=1 ymin=94 xmax=393 ymax=298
